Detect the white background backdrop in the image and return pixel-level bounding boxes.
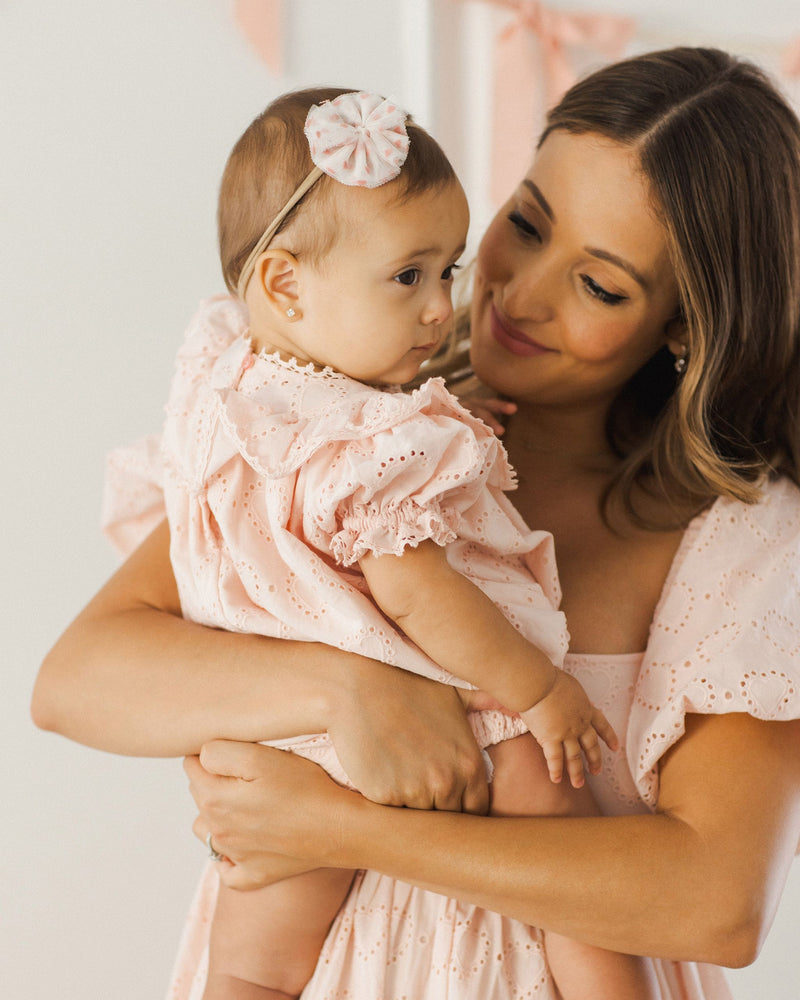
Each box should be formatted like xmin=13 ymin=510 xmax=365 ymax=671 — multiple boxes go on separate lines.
xmin=5 ymin=1 xmax=800 ymax=997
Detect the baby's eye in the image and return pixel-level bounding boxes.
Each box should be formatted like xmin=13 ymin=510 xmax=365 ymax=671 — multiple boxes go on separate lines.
xmin=580 ymin=274 xmax=627 ymax=306
xmin=394 ymin=268 xmax=421 ymax=286
xmin=442 ymin=263 xmax=462 ymax=281
xmin=507 ymin=210 xmax=541 ymax=242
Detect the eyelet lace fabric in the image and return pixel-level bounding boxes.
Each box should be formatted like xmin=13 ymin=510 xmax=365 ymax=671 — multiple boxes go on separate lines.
xmin=101 ymin=297 xmax=800 ymax=1000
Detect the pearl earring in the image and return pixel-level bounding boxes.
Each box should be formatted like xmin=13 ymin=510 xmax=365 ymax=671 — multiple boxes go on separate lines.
xmin=673 ymin=349 xmax=687 ymax=374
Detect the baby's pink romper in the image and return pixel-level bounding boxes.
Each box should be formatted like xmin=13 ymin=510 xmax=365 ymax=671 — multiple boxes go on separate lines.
xmin=104 ymin=297 xmax=800 ymax=1000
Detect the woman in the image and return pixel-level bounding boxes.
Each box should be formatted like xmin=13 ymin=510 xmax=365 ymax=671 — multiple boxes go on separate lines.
xmin=33 ymin=48 xmax=800 ymax=999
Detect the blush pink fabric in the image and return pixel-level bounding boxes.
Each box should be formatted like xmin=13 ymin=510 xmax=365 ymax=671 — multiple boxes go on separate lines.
xmin=305 ymin=92 xmax=409 ymax=189
xmin=103 ymin=298 xmax=800 ymax=1000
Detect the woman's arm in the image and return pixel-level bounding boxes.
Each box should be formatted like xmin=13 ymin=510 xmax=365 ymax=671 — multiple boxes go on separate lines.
xmin=186 ymin=711 xmax=800 ymax=967
xmin=31 ymin=520 xmax=489 ymax=812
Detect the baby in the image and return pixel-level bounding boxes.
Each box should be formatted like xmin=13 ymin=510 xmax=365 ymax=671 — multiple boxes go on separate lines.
xmin=154 ymin=88 xmax=654 ymax=1000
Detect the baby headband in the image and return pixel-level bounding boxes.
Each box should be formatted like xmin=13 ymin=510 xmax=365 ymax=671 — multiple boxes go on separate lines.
xmin=236 ymin=91 xmax=410 ymax=298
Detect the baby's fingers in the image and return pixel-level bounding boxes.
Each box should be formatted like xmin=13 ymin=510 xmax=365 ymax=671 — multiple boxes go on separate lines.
xmin=578 ymin=727 xmax=603 ymax=776
xmin=540 ymin=740 xmax=565 ymax=785
xmin=564 ymin=738 xmax=587 ymax=789
xmin=592 ymin=708 xmax=619 ymax=752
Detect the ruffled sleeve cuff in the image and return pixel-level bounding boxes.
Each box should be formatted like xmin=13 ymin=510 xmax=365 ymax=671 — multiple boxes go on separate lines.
xmin=331 ymin=497 xmax=461 ymax=566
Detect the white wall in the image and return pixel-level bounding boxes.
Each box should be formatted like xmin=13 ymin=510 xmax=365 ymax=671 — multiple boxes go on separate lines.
xmin=4 ymin=2 xmax=798 ymax=997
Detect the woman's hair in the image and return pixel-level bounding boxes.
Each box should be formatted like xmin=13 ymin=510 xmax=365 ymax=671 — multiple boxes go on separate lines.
xmin=540 ymin=47 xmax=800 ymax=526
xmin=218 ymin=87 xmax=457 ymax=293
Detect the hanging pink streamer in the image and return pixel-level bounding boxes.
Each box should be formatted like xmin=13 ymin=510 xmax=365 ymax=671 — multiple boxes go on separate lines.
xmin=782 ymin=36 xmax=800 ymax=78
xmin=234 ymin=0 xmax=284 ymax=76
xmin=455 ymin=1 xmax=634 ymax=204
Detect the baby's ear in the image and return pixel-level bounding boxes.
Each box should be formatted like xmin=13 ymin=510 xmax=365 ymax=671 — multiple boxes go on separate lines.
xmin=252 ymin=250 xmax=301 ymax=319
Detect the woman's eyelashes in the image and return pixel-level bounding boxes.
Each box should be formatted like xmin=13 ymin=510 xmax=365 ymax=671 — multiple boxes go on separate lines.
xmin=508 ymin=209 xmax=541 ymax=242
xmin=580 ymin=274 xmax=627 ymax=306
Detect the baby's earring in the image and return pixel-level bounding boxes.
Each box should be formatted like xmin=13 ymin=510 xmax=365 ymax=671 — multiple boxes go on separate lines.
xmin=285 ymin=307 xmax=299 ymax=320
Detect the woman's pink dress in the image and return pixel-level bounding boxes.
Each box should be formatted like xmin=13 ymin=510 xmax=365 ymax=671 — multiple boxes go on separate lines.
xmin=103 ymin=298 xmax=800 ymax=1000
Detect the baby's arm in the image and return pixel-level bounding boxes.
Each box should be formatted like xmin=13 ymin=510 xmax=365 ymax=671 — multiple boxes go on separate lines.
xmin=360 ymin=541 xmax=616 ymax=786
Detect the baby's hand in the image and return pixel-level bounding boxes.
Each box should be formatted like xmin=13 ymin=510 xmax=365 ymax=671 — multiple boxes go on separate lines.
xmin=520 ymin=670 xmax=618 ymax=788
xmin=459 ymin=395 xmax=517 ymax=436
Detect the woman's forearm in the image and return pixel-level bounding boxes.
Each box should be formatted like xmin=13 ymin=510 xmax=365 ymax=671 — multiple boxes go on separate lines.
xmin=32 ymin=520 xmax=347 ymax=756
xmin=323 ymin=713 xmax=800 ymax=966
xmin=34 ymin=604 xmax=347 ymax=756
xmin=198 ymin=713 xmax=800 ymax=966
xmin=33 ymin=522 xmax=490 ymax=814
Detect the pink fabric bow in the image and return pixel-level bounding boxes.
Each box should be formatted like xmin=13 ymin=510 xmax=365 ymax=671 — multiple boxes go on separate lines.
xmin=456 ymin=0 xmax=635 ymax=204
xmin=304 ymin=92 xmax=410 ymax=189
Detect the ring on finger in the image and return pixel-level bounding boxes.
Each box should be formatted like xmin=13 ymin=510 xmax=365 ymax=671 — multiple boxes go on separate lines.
xmin=206 ymin=832 xmax=224 ymax=862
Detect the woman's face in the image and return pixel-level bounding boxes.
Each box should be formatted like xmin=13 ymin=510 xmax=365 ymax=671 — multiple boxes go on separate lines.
xmin=471 ymin=130 xmax=682 ymax=409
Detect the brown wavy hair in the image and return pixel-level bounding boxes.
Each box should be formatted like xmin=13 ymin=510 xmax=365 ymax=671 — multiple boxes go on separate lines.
xmin=218 ymin=87 xmax=457 ymax=293
xmin=534 ymin=47 xmax=800 ymax=526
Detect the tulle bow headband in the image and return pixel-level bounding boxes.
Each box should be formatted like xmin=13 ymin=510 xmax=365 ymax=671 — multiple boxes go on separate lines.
xmin=237 ymin=91 xmax=410 ymax=298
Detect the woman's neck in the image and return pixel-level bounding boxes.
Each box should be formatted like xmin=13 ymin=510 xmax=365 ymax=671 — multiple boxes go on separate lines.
xmin=503 ymin=400 xmax=618 ymax=477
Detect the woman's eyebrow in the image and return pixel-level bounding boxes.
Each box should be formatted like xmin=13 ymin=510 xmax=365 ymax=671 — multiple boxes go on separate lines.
xmin=585 ymin=247 xmax=650 ymax=291
xmin=522 ymin=180 xmax=554 ymax=221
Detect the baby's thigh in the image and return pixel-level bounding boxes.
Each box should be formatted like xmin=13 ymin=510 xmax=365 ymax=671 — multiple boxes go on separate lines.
xmin=487 ymin=734 xmax=599 ymax=818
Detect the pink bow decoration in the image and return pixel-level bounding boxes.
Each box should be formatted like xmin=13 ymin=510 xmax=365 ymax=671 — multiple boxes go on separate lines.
xmin=304 ymin=92 xmax=410 ymax=189
xmin=782 ymin=36 xmax=800 ymax=78
xmin=459 ymin=0 xmax=635 ymax=204
xmin=234 ymin=0 xmax=284 ymax=75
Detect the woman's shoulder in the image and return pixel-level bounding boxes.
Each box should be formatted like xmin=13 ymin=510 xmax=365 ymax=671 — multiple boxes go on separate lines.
xmin=629 ymin=476 xmax=800 ymax=804
xmin=682 ymin=475 xmax=800 ymax=572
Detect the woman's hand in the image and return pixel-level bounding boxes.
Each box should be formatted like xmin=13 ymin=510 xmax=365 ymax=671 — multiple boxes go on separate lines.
xmin=185 ymin=741 xmax=358 ymax=890
xmin=326 ymin=662 xmax=490 ymax=814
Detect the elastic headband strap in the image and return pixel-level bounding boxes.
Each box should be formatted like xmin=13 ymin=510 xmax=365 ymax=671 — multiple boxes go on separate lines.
xmin=236 ymin=165 xmax=323 ymax=299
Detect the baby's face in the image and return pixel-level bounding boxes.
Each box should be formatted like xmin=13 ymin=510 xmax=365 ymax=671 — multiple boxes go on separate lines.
xmin=287 ymin=178 xmax=469 ymax=385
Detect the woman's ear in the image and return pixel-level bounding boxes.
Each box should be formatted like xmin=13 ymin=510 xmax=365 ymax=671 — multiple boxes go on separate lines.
xmin=664 ymin=314 xmax=688 ymax=358
xmin=251 ymin=250 xmax=302 ymax=320
xmin=665 ymin=314 xmax=689 ymax=373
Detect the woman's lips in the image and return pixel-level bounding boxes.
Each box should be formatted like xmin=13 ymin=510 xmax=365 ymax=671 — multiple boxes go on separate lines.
xmin=490 ymin=304 xmax=554 ymax=358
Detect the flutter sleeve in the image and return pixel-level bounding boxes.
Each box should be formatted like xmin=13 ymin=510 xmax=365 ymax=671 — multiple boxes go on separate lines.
xmin=101 ymin=433 xmax=165 ymax=558
xmin=629 ymin=477 xmax=800 ymax=806
xmin=101 ymin=296 xmax=248 ymax=558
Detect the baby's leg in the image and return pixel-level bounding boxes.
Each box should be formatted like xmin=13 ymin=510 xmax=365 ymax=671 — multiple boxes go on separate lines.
xmin=203 ymin=868 xmax=355 ymax=1000
xmin=487 ymin=735 xmax=659 ymax=1000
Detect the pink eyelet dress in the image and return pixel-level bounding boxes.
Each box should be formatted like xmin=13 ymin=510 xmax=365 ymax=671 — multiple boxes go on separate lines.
xmin=102 ymin=297 xmax=800 ymax=1000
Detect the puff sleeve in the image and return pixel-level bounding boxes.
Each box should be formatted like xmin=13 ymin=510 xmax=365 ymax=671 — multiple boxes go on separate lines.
xmin=297 ymin=380 xmax=520 ymax=567
xmin=628 ymin=477 xmax=800 ymax=806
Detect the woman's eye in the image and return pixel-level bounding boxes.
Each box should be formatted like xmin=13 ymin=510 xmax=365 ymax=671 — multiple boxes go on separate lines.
xmin=394 ymin=268 xmax=420 ymax=286
xmin=581 ymin=274 xmax=626 ymax=306
xmin=507 ymin=210 xmax=541 ymax=242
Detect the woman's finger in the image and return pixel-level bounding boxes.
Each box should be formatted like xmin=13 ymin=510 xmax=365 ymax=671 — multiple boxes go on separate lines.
xmin=199 ymin=738 xmax=265 ymax=780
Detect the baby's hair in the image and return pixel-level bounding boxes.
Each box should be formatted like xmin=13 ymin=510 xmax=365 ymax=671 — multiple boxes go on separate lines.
xmin=218 ymin=87 xmax=458 ymax=293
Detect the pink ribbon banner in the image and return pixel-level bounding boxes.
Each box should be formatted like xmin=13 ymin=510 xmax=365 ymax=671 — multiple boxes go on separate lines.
xmin=455 ymin=0 xmax=635 ymax=203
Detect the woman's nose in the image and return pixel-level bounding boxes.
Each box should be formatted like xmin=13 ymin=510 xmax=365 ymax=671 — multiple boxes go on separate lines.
xmin=421 ymin=283 xmax=454 ymax=326
xmin=503 ymin=262 xmax=556 ymax=324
